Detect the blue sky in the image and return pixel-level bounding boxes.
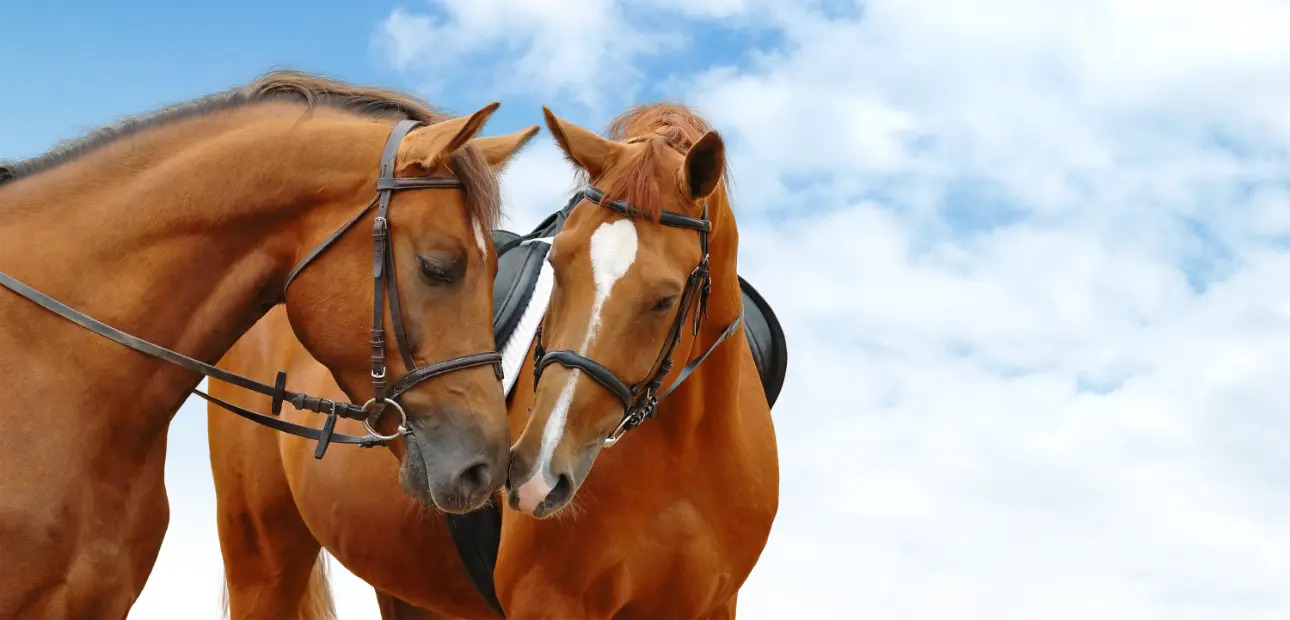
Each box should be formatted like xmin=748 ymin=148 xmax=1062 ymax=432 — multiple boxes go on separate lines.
xmin=7 ymin=1 xmax=1290 ymax=619
xmin=0 ymin=2 xmax=522 ymax=159
xmin=1 ymin=2 xmax=776 ymax=161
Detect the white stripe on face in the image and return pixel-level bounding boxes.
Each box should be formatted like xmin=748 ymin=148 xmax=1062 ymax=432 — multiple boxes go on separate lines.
xmin=472 ymin=218 xmax=488 ymax=261
xmin=515 ymin=218 xmax=638 ymax=512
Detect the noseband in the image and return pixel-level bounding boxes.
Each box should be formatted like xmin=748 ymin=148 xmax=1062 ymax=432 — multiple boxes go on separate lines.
xmin=529 ymin=179 xmax=744 ymax=448
xmin=0 ymin=118 xmax=502 ymax=458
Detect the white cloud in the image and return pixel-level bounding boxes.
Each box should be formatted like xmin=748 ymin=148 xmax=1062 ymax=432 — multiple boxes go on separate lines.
xmin=493 ymin=140 xmax=582 ymax=230
xmin=375 ymin=0 xmax=686 ymax=112
xmin=688 ymin=2 xmax=1290 ymax=616
xmin=136 ymin=1 xmax=1290 ymax=618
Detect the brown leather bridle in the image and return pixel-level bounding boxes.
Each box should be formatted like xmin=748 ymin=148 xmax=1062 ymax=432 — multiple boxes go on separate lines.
xmin=521 ymin=133 xmax=744 ymax=448
xmin=0 ymin=118 xmax=503 ymax=459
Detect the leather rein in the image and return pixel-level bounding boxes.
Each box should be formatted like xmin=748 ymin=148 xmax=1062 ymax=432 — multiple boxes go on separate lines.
xmin=529 ymin=180 xmax=744 ymax=448
xmin=0 ymin=118 xmax=502 ymax=459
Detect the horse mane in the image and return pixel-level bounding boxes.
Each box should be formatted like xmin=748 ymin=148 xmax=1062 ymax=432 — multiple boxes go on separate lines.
xmin=0 ymin=70 xmax=501 ymax=228
xmin=593 ymin=102 xmax=732 ymax=222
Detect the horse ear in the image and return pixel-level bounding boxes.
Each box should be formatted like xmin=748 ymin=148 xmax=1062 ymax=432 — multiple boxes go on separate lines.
xmin=469 ymin=125 xmax=540 ymax=173
xmin=683 ymin=131 xmax=725 ymax=200
xmin=397 ymin=102 xmax=501 ymax=171
xmin=542 ymin=106 xmax=622 ymax=179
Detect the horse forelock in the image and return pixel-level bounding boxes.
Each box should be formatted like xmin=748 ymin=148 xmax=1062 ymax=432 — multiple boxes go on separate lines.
xmin=594 ymin=102 xmax=733 ymax=222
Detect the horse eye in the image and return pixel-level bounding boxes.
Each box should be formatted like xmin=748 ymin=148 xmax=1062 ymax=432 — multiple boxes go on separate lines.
xmin=650 ymin=296 xmax=676 ymax=313
xmin=419 ymin=256 xmax=457 ymax=284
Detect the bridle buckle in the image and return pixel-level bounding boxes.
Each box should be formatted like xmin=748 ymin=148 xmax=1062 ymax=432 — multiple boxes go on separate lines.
xmin=603 ymin=396 xmax=657 ymax=448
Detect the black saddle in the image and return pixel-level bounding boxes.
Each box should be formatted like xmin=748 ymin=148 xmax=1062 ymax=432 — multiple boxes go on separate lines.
xmin=448 ymin=196 xmax=789 ymax=618
xmin=488 ymin=198 xmax=788 ymax=407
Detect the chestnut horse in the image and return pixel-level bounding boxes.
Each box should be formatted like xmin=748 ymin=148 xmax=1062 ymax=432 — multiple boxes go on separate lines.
xmin=497 ymin=105 xmax=780 ymax=618
xmin=0 ymin=71 xmax=522 ymax=618
xmin=206 ymin=123 xmax=539 ymax=619
xmin=205 ymin=102 xmax=783 ymax=619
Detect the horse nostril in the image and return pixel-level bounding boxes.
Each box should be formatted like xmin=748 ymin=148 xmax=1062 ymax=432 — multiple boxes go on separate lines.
xmin=545 ymin=472 xmax=574 ymax=508
xmin=455 ymin=461 xmax=493 ymax=497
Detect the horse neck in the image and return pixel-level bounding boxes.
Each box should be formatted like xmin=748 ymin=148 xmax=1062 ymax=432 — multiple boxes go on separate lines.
xmin=0 ymin=105 xmax=383 ymax=429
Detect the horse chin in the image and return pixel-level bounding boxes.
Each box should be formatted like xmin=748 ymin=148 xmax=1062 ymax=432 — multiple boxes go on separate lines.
xmin=398 ymin=432 xmax=496 ymax=514
xmin=527 ymin=498 xmax=569 ymax=520
xmin=397 ymin=437 xmax=438 ymax=509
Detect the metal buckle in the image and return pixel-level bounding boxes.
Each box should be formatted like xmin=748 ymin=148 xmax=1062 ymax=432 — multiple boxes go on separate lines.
xmin=602 ymin=416 xmax=632 ymax=448
xmin=360 ymin=397 xmax=409 ymax=440
xmin=602 ymin=397 xmax=656 ymax=448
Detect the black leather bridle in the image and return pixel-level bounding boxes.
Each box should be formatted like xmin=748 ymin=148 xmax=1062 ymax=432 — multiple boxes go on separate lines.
xmin=0 ymin=118 xmax=502 ymax=459
xmin=529 ymin=184 xmax=744 ymax=447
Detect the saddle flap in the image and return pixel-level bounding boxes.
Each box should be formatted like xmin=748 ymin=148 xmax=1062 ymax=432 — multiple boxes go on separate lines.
xmin=738 ymin=275 xmax=788 ymax=408
xmin=491 ymin=229 xmax=547 ymax=348
xmin=490 ymin=208 xmax=572 ymax=348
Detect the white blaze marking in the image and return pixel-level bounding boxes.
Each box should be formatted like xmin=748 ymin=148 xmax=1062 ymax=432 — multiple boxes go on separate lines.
xmin=472 ymin=218 xmax=488 ymax=261
xmin=583 ymin=219 xmax=639 ymax=348
xmin=516 ymin=219 xmax=637 ymax=512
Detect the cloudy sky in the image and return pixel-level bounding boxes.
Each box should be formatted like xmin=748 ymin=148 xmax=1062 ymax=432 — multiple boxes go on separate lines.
xmin=5 ymin=0 xmax=1290 ymax=618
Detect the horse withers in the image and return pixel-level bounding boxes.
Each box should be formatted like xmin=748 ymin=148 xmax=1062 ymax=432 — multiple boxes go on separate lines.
xmin=0 ymin=71 xmax=526 ymax=618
